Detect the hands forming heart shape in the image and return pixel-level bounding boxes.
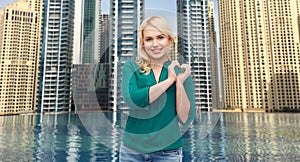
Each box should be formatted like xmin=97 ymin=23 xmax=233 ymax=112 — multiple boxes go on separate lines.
xmin=168 ymin=60 xmax=191 ymax=83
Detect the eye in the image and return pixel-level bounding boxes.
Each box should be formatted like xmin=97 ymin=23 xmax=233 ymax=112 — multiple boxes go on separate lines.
xmin=157 ymin=35 xmax=165 ymax=39
xmin=144 ymin=37 xmax=152 ymax=41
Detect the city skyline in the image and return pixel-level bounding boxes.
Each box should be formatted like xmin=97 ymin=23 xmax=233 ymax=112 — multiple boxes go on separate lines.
xmin=0 ymin=0 xmax=222 ymax=114
xmin=0 ymin=0 xmax=220 ymax=47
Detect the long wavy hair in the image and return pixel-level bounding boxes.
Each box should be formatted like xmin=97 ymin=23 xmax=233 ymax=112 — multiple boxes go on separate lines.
xmin=136 ymin=16 xmax=175 ymax=74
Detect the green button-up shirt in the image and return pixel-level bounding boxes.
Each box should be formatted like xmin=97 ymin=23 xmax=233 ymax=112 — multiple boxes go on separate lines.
xmin=121 ymin=59 xmax=196 ymax=153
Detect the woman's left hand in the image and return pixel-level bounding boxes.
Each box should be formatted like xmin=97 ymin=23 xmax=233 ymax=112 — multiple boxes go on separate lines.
xmin=177 ymin=64 xmax=191 ymax=84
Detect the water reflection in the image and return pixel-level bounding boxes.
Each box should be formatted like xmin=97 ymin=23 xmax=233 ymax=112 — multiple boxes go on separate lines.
xmin=0 ymin=112 xmax=299 ymax=161
xmin=33 ymin=113 xmax=119 ymax=161
xmin=0 ymin=115 xmax=36 ymax=161
xmin=183 ymin=112 xmax=300 ymax=161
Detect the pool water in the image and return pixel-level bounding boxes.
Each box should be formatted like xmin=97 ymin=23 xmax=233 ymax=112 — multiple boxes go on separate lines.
xmin=0 ymin=112 xmax=299 ymax=161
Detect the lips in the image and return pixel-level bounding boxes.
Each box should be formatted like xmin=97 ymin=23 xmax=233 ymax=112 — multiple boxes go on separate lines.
xmin=152 ymin=48 xmax=162 ymax=54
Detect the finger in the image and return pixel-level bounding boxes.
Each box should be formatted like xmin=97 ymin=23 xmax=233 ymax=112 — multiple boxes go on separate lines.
xmin=180 ymin=63 xmax=189 ymax=68
xmin=180 ymin=64 xmax=191 ymax=74
xmin=169 ymin=60 xmax=180 ymax=69
xmin=171 ymin=60 xmax=180 ymax=67
xmin=180 ymin=64 xmax=189 ymax=71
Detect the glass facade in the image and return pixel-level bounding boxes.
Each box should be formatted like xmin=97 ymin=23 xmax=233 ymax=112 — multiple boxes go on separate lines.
xmin=82 ymin=0 xmax=97 ymax=64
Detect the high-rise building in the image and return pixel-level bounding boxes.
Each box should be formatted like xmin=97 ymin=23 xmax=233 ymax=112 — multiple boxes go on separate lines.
xmin=72 ymin=0 xmax=82 ymax=65
xmin=37 ymin=0 xmax=75 ymax=112
xmin=170 ymin=36 xmax=178 ymax=61
xmin=72 ymin=64 xmax=109 ymax=111
xmin=219 ymin=0 xmax=300 ymax=111
xmin=0 ymin=0 xmax=43 ymax=115
xmin=108 ymin=0 xmax=144 ymax=110
xmin=177 ymin=0 xmax=212 ymax=111
xmin=208 ymin=1 xmax=222 ymax=109
xmin=72 ymin=1 xmax=111 ymax=112
xmin=81 ymin=0 xmax=100 ymax=64
xmin=73 ymin=0 xmax=108 ymax=64
xmin=99 ymin=14 xmax=110 ymax=63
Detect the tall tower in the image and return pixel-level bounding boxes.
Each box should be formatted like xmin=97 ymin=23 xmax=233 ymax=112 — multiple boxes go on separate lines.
xmin=38 ymin=0 xmax=75 ymax=112
xmin=177 ymin=0 xmax=212 ymax=111
xmin=219 ymin=0 xmax=300 ymax=111
xmin=0 ymin=0 xmax=43 ymax=115
xmin=73 ymin=0 xmax=103 ymax=65
xmin=170 ymin=36 xmax=178 ymax=61
xmin=208 ymin=1 xmax=221 ymax=109
xmin=99 ymin=14 xmax=110 ymax=63
xmin=72 ymin=1 xmax=111 ymax=112
xmin=81 ymin=0 xmax=100 ymax=64
xmin=109 ymin=0 xmax=144 ymax=110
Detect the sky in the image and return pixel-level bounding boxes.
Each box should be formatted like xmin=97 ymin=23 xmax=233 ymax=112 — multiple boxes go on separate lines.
xmin=0 ymin=0 xmax=15 ymax=9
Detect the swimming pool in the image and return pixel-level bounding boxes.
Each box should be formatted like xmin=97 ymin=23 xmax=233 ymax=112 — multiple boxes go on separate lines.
xmin=0 ymin=112 xmax=299 ymax=161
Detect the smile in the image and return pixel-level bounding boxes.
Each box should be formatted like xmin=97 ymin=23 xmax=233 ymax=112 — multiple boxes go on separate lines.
xmin=152 ymin=48 xmax=162 ymax=54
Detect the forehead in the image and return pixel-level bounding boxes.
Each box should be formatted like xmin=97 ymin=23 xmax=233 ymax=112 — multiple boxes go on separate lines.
xmin=143 ymin=25 xmax=164 ymax=36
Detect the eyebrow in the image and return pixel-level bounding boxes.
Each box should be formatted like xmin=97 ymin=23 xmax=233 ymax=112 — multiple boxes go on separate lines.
xmin=157 ymin=34 xmax=167 ymax=37
xmin=144 ymin=35 xmax=152 ymax=38
xmin=144 ymin=34 xmax=167 ymax=38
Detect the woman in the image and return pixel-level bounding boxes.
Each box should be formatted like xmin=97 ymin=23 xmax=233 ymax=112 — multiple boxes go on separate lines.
xmin=120 ymin=16 xmax=196 ymax=162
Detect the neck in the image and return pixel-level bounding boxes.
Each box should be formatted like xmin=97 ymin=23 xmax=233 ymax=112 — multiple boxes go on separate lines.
xmin=151 ymin=58 xmax=168 ymax=67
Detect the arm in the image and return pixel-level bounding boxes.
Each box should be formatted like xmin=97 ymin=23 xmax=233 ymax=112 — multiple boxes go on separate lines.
xmin=122 ymin=60 xmax=178 ymax=109
xmin=122 ymin=61 xmax=150 ymax=109
xmin=176 ymin=64 xmax=196 ymax=124
xmin=148 ymin=61 xmax=179 ymax=104
xmin=149 ymin=79 xmax=174 ymax=104
xmin=176 ymin=81 xmax=190 ymax=123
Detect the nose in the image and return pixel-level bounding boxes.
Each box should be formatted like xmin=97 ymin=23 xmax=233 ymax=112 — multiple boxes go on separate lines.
xmin=153 ymin=38 xmax=158 ymax=46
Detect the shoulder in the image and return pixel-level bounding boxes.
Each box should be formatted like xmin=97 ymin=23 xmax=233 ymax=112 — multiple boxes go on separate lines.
xmin=123 ymin=59 xmax=139 ymax=69
xmin=122 ymin=60 xmax=141 ymax=74
xmin=124 ymin=59 xmax=136 ymax=66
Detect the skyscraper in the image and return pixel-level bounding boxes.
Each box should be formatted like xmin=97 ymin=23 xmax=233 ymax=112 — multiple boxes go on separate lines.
xmin=108 ymin=0 xmax=144 ymax=110
xmin=0 ymin=0 xmax=43 ymax=115
xmin=170 ymin=36 xmax=178 ymax=61
xmin=37 ymin=0 xmax=74 ymax=112
xmin=219 ymin=0 xmax=300 ymax=111
xmin=82 ymin=0 xmax=100 ymax=64
xmin=99 ymin=14 xmax=110 ymax=63
xmin=72 ymin=1 xmax=111 ymax=112
xmin=208 ymin=1 xmax=222 ymax=109
xmin=73 ymin=0 xmax=109 ymax=64
xmin=177 ymin=0 xmax=212 ymax=111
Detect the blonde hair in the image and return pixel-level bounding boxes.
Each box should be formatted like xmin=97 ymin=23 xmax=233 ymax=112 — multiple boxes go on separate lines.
xmin=136 ymin=16 xmax=175 ymax=74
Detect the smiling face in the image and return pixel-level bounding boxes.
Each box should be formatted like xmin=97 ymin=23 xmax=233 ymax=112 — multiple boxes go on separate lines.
xmin=142 ymin=25 xmax=171 ymax=63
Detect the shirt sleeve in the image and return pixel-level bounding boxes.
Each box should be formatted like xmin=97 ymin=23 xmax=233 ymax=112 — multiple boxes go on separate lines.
xmin=121 ymin=61 xmax=150 ymax=110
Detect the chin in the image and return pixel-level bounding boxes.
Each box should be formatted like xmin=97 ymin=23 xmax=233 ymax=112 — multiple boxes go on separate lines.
xmin=150 ymin=54 xmax=164 ymax=59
